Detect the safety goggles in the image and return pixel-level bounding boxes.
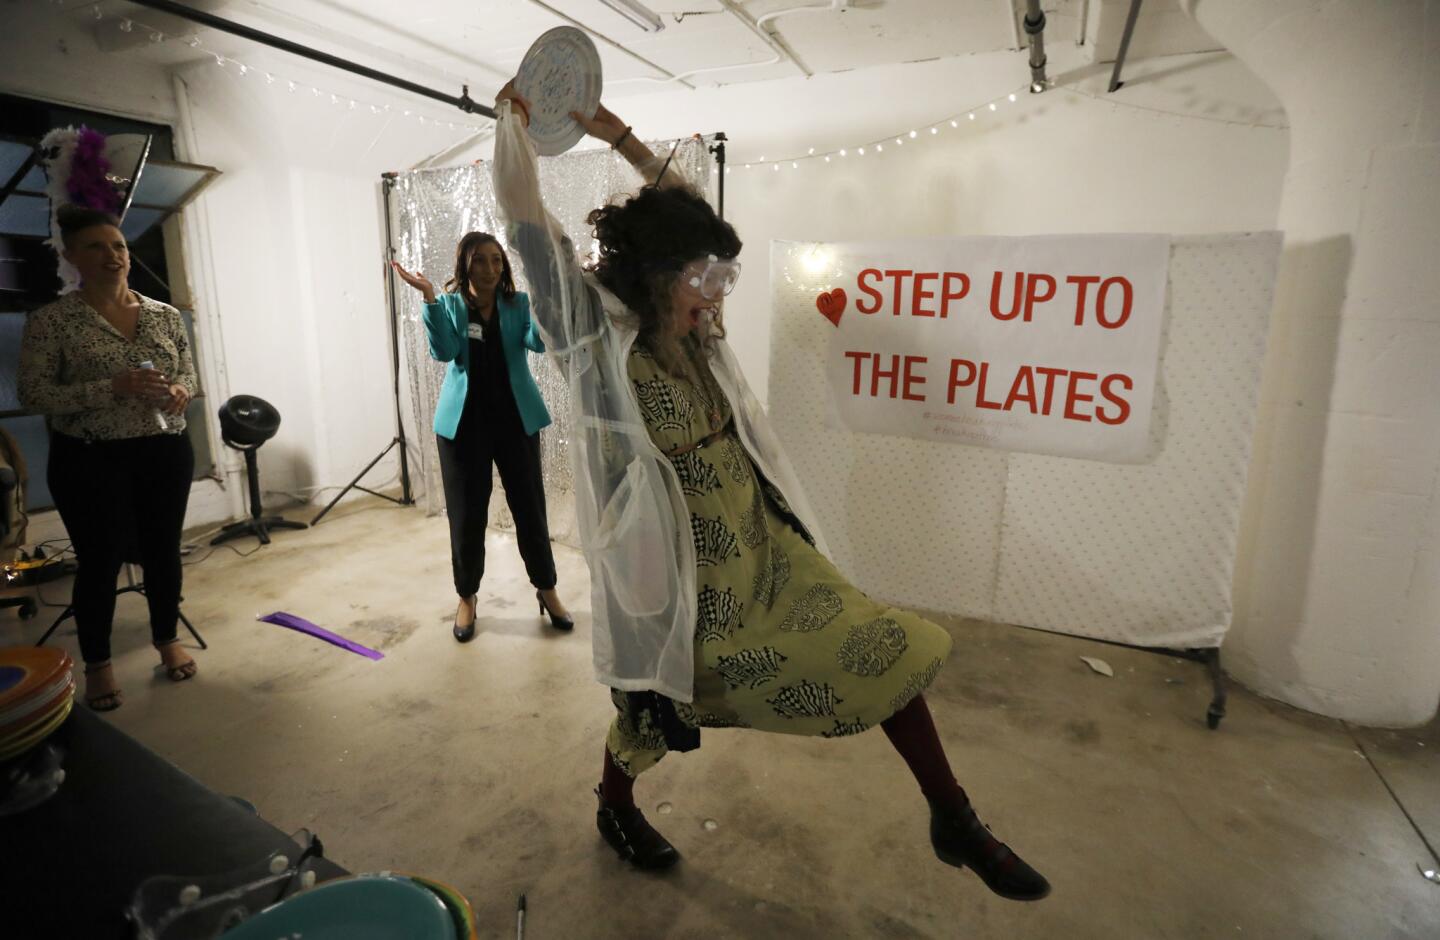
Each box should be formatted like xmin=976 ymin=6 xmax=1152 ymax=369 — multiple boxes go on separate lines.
xmin=682 ymin=254 xmax=742 ymax=300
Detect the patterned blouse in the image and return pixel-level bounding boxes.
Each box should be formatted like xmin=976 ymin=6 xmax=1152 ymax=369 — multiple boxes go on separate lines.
xmin=17 ymin=290 xmax=198 ymax=441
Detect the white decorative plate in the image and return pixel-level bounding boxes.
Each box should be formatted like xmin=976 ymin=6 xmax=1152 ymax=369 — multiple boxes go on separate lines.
xmin=515 ymin=27 xmax=603 ymax=156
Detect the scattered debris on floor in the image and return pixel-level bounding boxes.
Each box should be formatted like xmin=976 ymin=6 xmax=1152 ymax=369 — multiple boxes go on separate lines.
xmin=1079 ymin=656 xmax=1115 ymax=677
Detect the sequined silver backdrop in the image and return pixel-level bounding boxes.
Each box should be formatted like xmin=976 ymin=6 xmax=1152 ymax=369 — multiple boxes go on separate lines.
xmin=389 ymin=138 xmax=716 ymax=546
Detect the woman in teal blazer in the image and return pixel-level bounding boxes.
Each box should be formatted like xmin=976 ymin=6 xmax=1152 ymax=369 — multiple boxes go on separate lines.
xmin=392 ymin=232 xmax=573 ymax=642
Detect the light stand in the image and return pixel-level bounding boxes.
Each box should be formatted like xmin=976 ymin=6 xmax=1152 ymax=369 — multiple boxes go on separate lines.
xmin=311 ymin=173 xmax=414 ymax=525
xmin=709 ymin=132 xmax=727 ymax=219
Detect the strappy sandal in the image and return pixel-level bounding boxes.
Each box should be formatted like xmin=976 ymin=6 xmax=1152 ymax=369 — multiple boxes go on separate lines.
xmin=156 ymin=640 xmax=198 ymax=682
xmin=84 ymin=663 xmax=124 ymax=712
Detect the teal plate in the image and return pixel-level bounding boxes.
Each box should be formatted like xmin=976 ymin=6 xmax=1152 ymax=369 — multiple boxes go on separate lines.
xmin=224 ymin=874 xmax=456 ymax=940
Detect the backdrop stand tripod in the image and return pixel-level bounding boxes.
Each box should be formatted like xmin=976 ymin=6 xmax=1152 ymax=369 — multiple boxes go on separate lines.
xmin=312 ymin=172 xmax=414 ymax=525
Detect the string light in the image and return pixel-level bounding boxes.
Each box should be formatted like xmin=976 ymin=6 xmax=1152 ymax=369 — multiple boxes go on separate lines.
xmin=735 ymin=77 xmax=1280 ymax=176
xmin=118 ymin=18 xmax=133 ymax=32
xmin=187 ymin=36 xmax=201 ymax=48
xmin=738 ymin=84 xmax=1030 ymax=172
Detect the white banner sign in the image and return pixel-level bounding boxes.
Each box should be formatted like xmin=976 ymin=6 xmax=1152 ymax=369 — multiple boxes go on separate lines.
xmin=793 ymin=234 xmax=1171 ymax=462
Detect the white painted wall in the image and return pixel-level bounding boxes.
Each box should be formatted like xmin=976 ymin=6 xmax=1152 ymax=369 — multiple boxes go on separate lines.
xmin=1184 ymin=0 xmax=1440 ymax=727
xmin=170 ymin=52 xmax=483 ymax=512
xmin=1 ymin=4 xmax=236 ymax=533
xmin=0 ymin=2 xmax=179 ymax=124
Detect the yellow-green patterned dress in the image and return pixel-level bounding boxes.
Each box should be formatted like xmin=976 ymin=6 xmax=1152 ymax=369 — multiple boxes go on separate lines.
xmin=606 ymin=337 xmax=954 ymax=777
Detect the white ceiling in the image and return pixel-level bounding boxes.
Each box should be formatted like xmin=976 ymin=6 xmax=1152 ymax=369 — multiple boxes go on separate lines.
xmin=75 ymin=0 xmax=1221 ymax=101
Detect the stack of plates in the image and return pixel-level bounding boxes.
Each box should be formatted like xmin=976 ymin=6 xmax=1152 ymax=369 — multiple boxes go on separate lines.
xmin=405 ymin=873 xmax=478 ymax=940
xmin=0 ymin=647 xmax=76 ymax=763
xmin=224 ymin=873 xmax=475 ymax=939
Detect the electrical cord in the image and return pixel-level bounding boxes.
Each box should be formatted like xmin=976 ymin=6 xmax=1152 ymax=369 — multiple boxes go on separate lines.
xmin=23 ymin=546 xmax=77 ymax=608
xmin=181 ymin=540 xmax=263 ymax=566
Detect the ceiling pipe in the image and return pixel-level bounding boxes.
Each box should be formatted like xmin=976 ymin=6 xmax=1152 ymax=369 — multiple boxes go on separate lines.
xmin=126 ymin=0 xmax=495 ymax=117
xmin=1108 ymin=0 xmax=1145 ymax=92
xmin=754 ymin=0 xmax=847 ymax=31
xmin=716 ymin=0 xmax=813 ymax=78
xmin=1023 ymin=0 xmax=1050 ymax=92
xmin=1006 ymin=0 xmax=1024 ymax=49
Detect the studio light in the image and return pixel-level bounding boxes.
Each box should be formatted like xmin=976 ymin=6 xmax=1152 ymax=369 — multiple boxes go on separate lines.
xmin=598 ymin=0 xmax=665 ymax=32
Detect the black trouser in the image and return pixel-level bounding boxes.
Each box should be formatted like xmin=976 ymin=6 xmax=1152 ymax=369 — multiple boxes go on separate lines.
xmin=436 ymin=418 xmax=556 ymax=598
xmin=47 ymin=431 xmax=194 ymax=664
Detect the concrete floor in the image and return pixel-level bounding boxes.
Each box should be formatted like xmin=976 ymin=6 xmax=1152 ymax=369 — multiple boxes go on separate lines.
xmin=10 ymin=496 xmax=1439 ymax=938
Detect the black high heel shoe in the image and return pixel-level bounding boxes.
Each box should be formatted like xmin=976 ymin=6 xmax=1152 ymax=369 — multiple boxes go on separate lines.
xmin=928 ymin=797 xmax=1051 ymax=901
xmin=594 ymin=786 xmax=680 ymax=870
xmin=537 ymin=590 xmax=574 ymax=631
xmin=453 ymin=595 xmax=477 ymax=643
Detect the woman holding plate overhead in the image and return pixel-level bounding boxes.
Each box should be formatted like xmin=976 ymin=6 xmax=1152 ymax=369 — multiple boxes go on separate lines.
xmin=391 ymin=232 xmax=573 ymax=642
xmin=489 ymin=76 xmax=1050 ymax=902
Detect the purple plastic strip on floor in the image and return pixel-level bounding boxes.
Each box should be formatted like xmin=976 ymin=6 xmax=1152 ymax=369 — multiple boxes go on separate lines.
xmin=258 ymin=611 xmax=385 ymax=661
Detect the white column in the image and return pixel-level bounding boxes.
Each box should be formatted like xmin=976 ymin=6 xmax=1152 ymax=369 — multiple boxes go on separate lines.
xmin=1183 ymin=0 xmax=1440 ymax=725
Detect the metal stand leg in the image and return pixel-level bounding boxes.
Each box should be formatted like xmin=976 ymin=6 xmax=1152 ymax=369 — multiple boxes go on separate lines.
xmin=34 ymin=605 xmax=74 ymax=647
xmin=1203 ymin=647 xmax=1227 ymax=730
xmin=35 ymin=584 xmax=206 ymax=650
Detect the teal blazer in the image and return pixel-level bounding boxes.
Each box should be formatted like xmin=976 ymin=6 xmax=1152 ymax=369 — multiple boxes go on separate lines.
xmin=422 ymin=291 xmax=552 ymax=439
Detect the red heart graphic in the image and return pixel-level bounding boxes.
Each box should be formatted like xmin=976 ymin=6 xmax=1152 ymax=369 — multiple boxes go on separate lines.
xmin=815 ymin=287 xmax=846 ymax=327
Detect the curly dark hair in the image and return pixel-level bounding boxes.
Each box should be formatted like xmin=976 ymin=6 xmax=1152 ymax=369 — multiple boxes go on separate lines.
xmin=444 ymin=231 xmax=516 ymax=308
xmin=56 ymin=204 xmax=122 ymax=248
xmin=586 ymin=184 xmax=740 ymax=363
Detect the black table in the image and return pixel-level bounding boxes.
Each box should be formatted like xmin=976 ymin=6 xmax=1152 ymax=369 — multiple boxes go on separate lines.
xmin=3 ymin=707 xmax=348 ymax=938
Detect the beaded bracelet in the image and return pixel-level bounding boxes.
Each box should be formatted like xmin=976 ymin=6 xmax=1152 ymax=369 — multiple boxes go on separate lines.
xmin=611 ymin=126 xmax=633 ymax=150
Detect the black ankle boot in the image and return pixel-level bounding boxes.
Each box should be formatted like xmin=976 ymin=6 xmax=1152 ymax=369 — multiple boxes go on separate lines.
xmin=594 ymin=786 xmax=680 ymax=870
xmin=928 ymin=797 xmax=1050 ymax=901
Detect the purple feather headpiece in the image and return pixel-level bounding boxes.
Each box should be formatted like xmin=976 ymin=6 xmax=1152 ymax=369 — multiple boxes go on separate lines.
xmin=66 ymin=127 xmax=121 ymax=214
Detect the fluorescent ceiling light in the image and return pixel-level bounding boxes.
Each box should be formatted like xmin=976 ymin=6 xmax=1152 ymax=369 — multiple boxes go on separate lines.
xmin=598 ymin=0 xmax=665 ymax=32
